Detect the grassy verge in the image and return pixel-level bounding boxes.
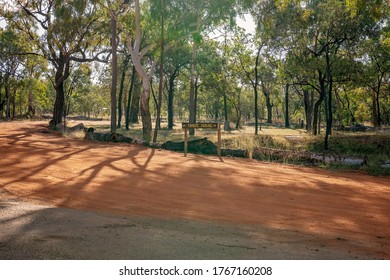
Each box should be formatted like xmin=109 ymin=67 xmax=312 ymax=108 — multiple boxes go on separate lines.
xmin=65 ymin=120 xmax=390 ymax=175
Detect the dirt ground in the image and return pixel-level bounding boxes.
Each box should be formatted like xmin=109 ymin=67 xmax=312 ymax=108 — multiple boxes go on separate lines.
xmin=0 ymin=121 xmax=389 ymax=259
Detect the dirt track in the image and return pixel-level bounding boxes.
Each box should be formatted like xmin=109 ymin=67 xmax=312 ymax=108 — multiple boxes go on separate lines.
xmin=0 ymin=121 xmax=389 ymax=259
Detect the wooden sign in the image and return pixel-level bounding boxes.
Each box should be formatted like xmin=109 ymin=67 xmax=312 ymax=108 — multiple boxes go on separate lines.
xmin=182 ymin=122 xmax=218 ymax=129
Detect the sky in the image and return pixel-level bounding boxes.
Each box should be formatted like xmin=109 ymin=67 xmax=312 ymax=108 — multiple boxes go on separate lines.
xmin=237 ymin=14 xmax=256 ymax=35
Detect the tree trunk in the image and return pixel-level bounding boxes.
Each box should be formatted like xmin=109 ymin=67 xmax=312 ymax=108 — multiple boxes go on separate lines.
xmin=265 ymin=93 xmax=272 ymax=124
xmin=52 ymin=55 xmax=70 ymax=127
xmin=126 ymin=65 xmax=136 ymax=130
xmin=152 ymin=0 xmax=165 ymax=143
xmin=234 ymin=103 xmax=241 ymax=130
xmin=12 ymin=87 xmax=16 ymax=119
xmin=303 ymin=89 xmax=313 ymax=132
xmin=5 ymin=81 xmax=11 ymax=119
xmin=285 ymin=84 xmax=290 ymax=128
xmin=223 ymin=91 xmax=230 ymax=131
xmin=117 ymin=57 xmax=129 ymax=128
xmin=260 ymin=78 xmax=272 ymax=124
xmin=312 ymin=98 xmax=323 ymax=136
xmin=52 ymin=79 xmax=65 ymax=126
xmin=334 ymin=87 xmax=344 ymax=127
xmin=324 ymin=48 xmax=333 ymax=150
xmin=376 ymin=91 xmax=381 ymax=127
xmin=167 ymin=73 xmax=175 ymax=130
xmin=195 ymin=76 xmax=200 ymax=121
xmin=130 ymin=76 xmax=141 ymax=123
xmin=140 ymin=79 xmax=152 ymax=143
xmin=189 ymin=42 xmax=197 ymax=136
xmin=27 ymin=88 xmax=35 ymax=118
xmin=254 ymin=46 xmax=261 ymax=135
xmin=110 ymin=15 xmax=118 ymax=133
xmin=312 ymin=71 xmax=326 ymax=136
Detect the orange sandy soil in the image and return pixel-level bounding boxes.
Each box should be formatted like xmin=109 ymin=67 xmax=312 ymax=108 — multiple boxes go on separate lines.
xmin=0 ymin=121 xmax=389 ymax=259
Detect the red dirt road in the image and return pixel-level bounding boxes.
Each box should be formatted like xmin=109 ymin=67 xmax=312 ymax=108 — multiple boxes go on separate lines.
xmin=1 ymin=121 xmax=389 ymax=259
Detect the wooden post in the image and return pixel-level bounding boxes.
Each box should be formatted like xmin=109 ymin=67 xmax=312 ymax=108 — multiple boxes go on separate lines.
xmin=184 ymin=127 xmax=188 ymax=157
xmin=217 ymin=122 xmax=221 ymax=157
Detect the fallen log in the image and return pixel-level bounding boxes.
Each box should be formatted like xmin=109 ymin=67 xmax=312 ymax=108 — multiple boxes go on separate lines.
xmin=84 ymin=127 xmax=133 ymax=143
xmin=253 ymin=147 xmax=367 ymax=165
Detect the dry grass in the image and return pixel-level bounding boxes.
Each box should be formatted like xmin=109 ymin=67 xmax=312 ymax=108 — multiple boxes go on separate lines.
xmin=59 ymin=119 xmax=390 ymax=174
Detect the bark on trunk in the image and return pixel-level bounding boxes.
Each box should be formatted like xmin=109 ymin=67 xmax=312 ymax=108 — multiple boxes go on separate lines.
xmin=125 ymin=65 xmax=136 ymax=130
xmin=130 ymin=77 xmax=141 ymax=123
xmin=285 ymin=84 xmax=290 ymax=128
xmin=189 ymin=43 xmax=197 ymax=136
xmin=167 ymin=74 xmax=175 ymax=130
xmin=5 ymin=82 xmax=11 ymax=119
xmin=324 ymin=48 xmax=333 ymax=150
xmin=153 ymin=0 xmax=164 ymax=143
xmin=117 ymin=57 xmax=129 ymax=128
xmin=265 ymin=93 xmax=272 ymax=124
xmin=376 ymin=90 xmax=381 ymax=127
xmin=52 ymin=79 xmax=65 ymax=126
xmin=110 ymin=15 xmax=118 ymax=133
xmin=140 ymin=80 xmax=152 ymax=143
xmin=303 ymin=89 xmax=313 ymax=132
xmin=254 ymin=47 xmax=261 ymax=135
xmin=51 ymin=55 xmax=70 ymax=127
xmin=27 ymin=88 xmax=35 ymax=118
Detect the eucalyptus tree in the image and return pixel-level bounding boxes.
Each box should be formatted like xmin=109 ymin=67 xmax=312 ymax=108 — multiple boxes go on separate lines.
xmin=254 ymin=0 xmax=388 ymax=149
xmin=232 ymin=30 xmax=262 ymax=134
xmin=0 ymin=27 xmax=26 ymax=119
xmin=362 ymin=32 xmax=390 ymax=127
xmin=98 ymin=0 xmax=132 ymax=132
xmin=9 ymin=0 xmax=109 ymax=127
xmin=178 ymin=0 xmax=239 ymax=135
xmin=127 ymin=0 xmax=159 ymax=143
xmin=163 ymin=43 xmax=191 ymax=129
